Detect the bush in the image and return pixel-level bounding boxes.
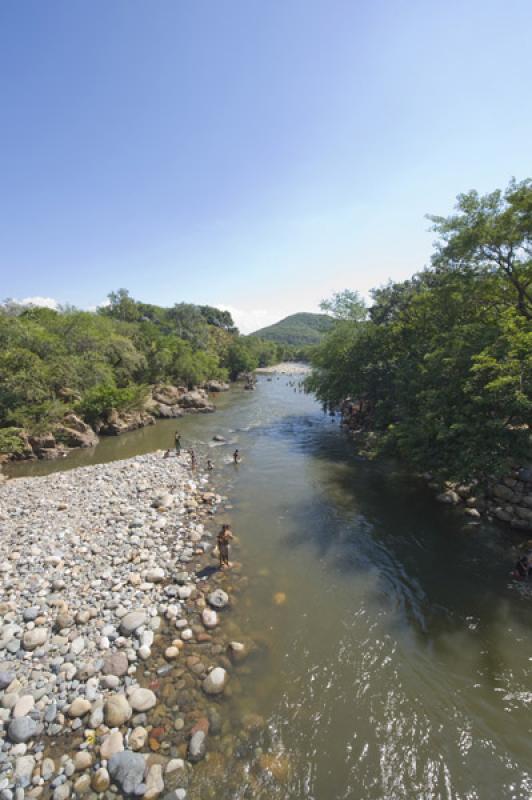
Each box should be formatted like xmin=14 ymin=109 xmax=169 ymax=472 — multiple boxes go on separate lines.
xmin=0 ymin=427 xmax=26 ymax=455
xmin=77 ymin=383 xmax=149 ymax=424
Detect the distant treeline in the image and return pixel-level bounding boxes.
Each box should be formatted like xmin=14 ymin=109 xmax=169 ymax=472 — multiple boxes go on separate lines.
xmin=308 ymin=179 xmax=532 ymax=481
xmin=0 ymin=290 xmax=304 ymax=441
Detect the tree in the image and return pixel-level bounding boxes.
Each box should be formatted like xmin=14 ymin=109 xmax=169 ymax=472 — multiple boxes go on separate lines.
xmin=319 ymin=289 xmax=367 ymax=322
xmin=428 ymin=178 xmax=532 ymax=320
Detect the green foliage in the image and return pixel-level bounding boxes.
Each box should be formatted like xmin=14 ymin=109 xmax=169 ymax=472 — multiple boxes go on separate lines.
xmin=77 ymin=384 xmax=149 ymax=424
xmin=0 ymin=292 xmax=282 ymax=442
xmin=0 ymin=427 xmax=26 ymax=455
xmin=252 ymin=312 xmax=334 ymax=346
xmin=309 ymin=179 xmax=532 ymax=481
xmin=319 ymin=289 xmax=367 ymax=322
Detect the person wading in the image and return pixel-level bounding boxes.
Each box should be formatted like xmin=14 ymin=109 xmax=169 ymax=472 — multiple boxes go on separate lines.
xmin=217 ymin=523 xmax=233 ymax=569
xmin=175 ymin=431 xmax=181 ymax=455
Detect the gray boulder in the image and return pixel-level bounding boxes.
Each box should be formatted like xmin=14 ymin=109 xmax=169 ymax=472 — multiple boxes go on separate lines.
xmin=108 ymin=751 xmax=146 ymax=795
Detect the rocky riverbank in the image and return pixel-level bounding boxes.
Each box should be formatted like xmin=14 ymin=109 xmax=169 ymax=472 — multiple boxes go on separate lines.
xmin=0 ymin=451 xmax=252 ymax=799
xmin=1 ymin=383 xmax=230 ymax=466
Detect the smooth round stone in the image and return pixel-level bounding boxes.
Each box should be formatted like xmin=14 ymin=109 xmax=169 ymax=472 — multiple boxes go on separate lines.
xmin=102 ymin=651 xmax=129 ymax=677
xmin=68 ymin=698 xmax=91 ymax=718
xmin=119 ymin=611 xmax=148 ymax=636
xmin=207 ymin=590 xmax=228 ymax=609
xmin=201 ymin=609 xmax=218 ymax=629
xmin=104 ymin=695 xmax=132 ymax=727
xmin=128 ymin=688 xmax=156 ymax=712
xmin=8 ymin=717 xmax=38 ymax=744
xmin=100 ymin=731 xmax=124 ymax=760
xmin=202 ymin=667 xmax=228 ymax=696
xmin=13 ymin=696 xmax=35 ymax=719
xmin=91 ymin=768 xmax=110 ymax=793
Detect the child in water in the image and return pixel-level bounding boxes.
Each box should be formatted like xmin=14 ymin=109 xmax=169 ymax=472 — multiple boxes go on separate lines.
xmin=217 ymin=523 xmax=233 ymax=569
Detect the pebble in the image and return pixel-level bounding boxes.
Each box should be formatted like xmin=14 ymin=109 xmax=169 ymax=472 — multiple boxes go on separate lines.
xmin=104 ymin=694 xmax=132 ymax=727
xmin=202 ymin=667 xmax=228 ymax=695
xmin=100 ymin=730 xmax=124 ymax=760
xmin=108 ymin=751 xmax=146 ymax=794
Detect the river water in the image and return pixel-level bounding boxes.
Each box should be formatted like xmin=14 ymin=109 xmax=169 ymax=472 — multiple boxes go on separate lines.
xmin=8 ymin=373 xmax=532 ymax=799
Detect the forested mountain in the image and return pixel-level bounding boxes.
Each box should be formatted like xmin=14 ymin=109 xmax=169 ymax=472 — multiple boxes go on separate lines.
xmin=252 ymin=312 xmax=334 ymax=345
xmin=308 ymin=179 xmax=532 ymax=481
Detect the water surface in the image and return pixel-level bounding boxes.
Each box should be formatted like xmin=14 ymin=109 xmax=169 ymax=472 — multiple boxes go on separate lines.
xmin=9 ymin=376 xmax=532 ymax=799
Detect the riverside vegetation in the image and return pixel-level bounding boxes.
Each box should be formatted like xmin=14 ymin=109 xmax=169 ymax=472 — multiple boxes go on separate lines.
xmin=0 ymin=293 xmax=302 ymax=464
xmin=308 ymin=179 xmax=532 ymax=521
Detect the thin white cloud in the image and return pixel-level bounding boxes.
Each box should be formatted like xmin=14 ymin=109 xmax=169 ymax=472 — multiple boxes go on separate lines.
xmin=18 ymin=296 xmax=60 ymax=309
xmin=215 ymin=304 xmax=280 ymax=335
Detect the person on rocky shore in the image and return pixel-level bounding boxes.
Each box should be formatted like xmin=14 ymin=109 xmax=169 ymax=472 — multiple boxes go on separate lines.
xmin=175 ymin=431 xmax=181 ymax=454
xmin=189 ymin=448 xmax=197 ymax=470
xmin=217 ymin=523 xmax=234 ymax=569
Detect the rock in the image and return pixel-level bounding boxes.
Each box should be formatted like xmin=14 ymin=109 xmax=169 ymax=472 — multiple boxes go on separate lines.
xmin=120 ymin=611 xmax=148 ymax=636
xmin=144 ymin=764 xmax=164 ymax=800
xmin=54 ymin=415 xmax=98 ymax=449
xmin=0 ymin=671 xmax=15 ymax=690
xmin=73 ymin=774 xmax=91 ymax=794
xmin=165 ymin=759 xmax=184 ymax=775
xmin=100 ymin=731 xmax=124 ymax=760
xmin=8 ymin=717 xmax=38 ymax=744
xmin=13 ymin=695 xmax=35 ymax=719
xmin=151 ymin=385 xmax=182 ymax=406
xmin=128 ymin=688 xmax=157 ymax=712
xmin=436 ymin=490 xmax=460 ymax=505
xmin=144 ymin=567 xmax=165 ymax=582
xmin=23 ymin=628 xmax=48 ymax=650
xmin=52 ymin=783 xmax=71 ymax=800
xmin=15 ymin=755 xmax=35 ymax=786
xmin=228 ymin=641 xmax=248 ymax=663
xmin=129 ymin=726 xmax=148 ymax=751
xmin=104 ymin=694 xmax=132 ymax=727
xmin=207 ymin=590 xmax=229 ymax=609
xmin=202 ymin=667 xmax=228 ymax=696
xmin=41 ymin=758 xmax=55 ymax=781
xmin=188 ymin=731 xmax=206 ymax=763
xmin=108 ymin=751 xmax=146 ymax=795
xmin=464 ymin=508 xmax=481 ymax=518
xmin=91 ymin=768 xmax=110 ymax=793
xmin=68 ymin=698 xmax=91 ymax=718
xmin=205 ymin=381 xmax=229 ymax=392
xmin=73 ymin=751 xmax=93 ymax=772
xmin=201 ymin=609 xmax=218 ymax=629
xmin=102 ymin=651 xmax=129 ymax=677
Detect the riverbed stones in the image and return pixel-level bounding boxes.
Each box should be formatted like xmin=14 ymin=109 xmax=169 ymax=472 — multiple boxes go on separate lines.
xmin=22 ymin=628 xmax=48 ymax=651
xmin=68 ymin=698 xmax=91 ymax=718
xmin=13 ymin=696 xmax=34 ymax=719
xmin=108 ymin=751 xmax=146 ymax=795
xmin=100 ymin=730 xmax=124 ymax=760
xmin=129 ymin=726 xmax=148 ymax=751
xmin=91 ymin=768 xmax=110 ymax=793
xmin=202 ymin=667 xmax=228 ymax=695
xmin=8 ymin=717 xmax=38 ymax=744
xmin=102 ymin=651 xmax=129 ymax=677
xmin=120 ymin=611 xmax=148 ymax=636
xmin=201 ymin=608 xmax=218 ymax=629
xmin=128 ymin=687 xmax=157 ymax=712
xmin=207 ymin=589 xmax=229 ymax=609
xmin=104 ymin=694 xmax=132 ymax=726
xmin=188 ymin=731 xmax=207 ymax=763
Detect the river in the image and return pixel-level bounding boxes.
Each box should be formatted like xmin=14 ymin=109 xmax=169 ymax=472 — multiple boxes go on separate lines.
xmin=8 ymin=373 xmax=532 ymax=799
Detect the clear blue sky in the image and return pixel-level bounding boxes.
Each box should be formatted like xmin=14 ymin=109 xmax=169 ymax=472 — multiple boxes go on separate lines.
xmin=1 ymin=0 xmax=531 ymax=331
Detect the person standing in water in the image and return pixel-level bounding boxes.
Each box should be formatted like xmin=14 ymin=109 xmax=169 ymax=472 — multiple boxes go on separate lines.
xmin=175 ymin=431 xmax=181 ymax=455
xmin=233 ymin=449 xmax=240 ymax=464
xmin=207 ymin=459 xmax=214 ymax=471
xmin=217 ymin=523 xmax=233 ymax=569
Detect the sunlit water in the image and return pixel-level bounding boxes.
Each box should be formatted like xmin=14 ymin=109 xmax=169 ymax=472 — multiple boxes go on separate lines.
xmin=9 ymin=376 xmax=532 ymax=799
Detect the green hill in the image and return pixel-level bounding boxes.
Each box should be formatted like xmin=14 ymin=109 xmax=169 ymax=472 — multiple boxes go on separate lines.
xmin=251 ymin=312 xmax=334 ymax=346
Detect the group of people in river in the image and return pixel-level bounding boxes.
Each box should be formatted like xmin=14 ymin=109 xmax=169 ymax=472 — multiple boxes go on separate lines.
xmin=164 ymin=428 xmax=239 ymax=570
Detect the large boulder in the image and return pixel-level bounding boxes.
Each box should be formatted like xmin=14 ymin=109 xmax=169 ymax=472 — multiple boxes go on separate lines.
xmin=179 ymin=391 xmax=214 ymax=412
xmin=55 ymin=414 xmax=99 ymax=448
xmin=205 ymin=380 xmax=230 ymax=392
xmin=97 ymin=410 xmax=155 ymax=436
xmin=151 ymin=385 xmax=183 ymax=406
